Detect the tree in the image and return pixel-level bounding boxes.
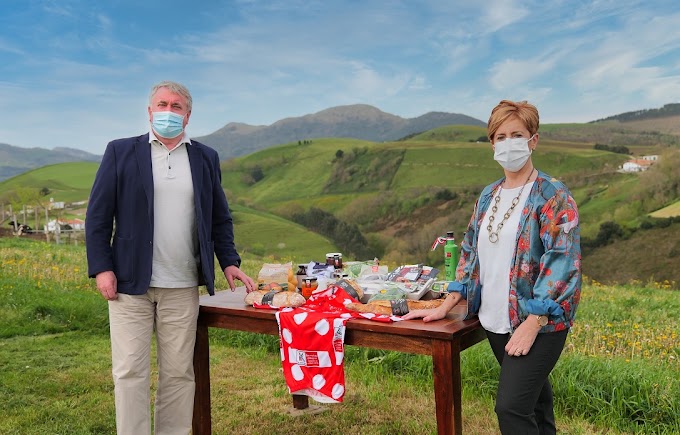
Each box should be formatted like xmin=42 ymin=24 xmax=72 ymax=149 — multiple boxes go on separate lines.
xmin=594 ymin=221 xmax=624 ymax=247
xmin=250 ymin=165 xmax=264 ymax=183
xmin=291 ymin=207 xmax=375 ymax=258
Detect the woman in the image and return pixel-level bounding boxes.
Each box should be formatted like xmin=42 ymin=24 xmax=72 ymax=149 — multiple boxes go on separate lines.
xmin=403 ymin=100 xmax=581 ymax=434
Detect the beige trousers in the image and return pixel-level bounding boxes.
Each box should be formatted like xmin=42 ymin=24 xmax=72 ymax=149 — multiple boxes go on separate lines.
xmin=108 ymin=287 xmax=199 ymax=435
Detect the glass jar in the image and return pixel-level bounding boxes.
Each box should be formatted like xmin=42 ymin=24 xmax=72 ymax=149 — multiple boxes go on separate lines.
xmin=326 ymin=252 xmax=343 ymax=270
xmin=295 ymin=264 xmax=307 ymax=291
xmin=301 ymin=277 xmax=318 ymax=299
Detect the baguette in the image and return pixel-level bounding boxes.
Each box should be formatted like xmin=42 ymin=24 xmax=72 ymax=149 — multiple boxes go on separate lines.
xmin=346 ymin=298 xmax=444 ymax=316
xmin=244 ymin=290 xmax=306 ymax=308
xmin=368 ymin=299 xmax=444 ymax=310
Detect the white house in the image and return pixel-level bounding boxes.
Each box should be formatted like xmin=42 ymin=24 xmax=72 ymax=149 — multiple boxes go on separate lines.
xmin=621 ymin=157 xmax=656 ymax=173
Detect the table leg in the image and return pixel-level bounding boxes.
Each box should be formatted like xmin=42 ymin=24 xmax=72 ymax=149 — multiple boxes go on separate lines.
xmin=432 ymin=339 xmax=462 ymax=435
xmin=292 ymin=394 xmax=309 ymax=409
xmin=192 ymin=320 xmax=211 ymax=435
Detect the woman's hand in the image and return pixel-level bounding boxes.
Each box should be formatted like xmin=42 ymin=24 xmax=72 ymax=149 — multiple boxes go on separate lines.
xmin=505 ymin=315 xmax=542 ymax=357
xmin=401 ymin=307 xmax=447 ymax=322
xmin=402 ymin=292 xmax=463 ymax=322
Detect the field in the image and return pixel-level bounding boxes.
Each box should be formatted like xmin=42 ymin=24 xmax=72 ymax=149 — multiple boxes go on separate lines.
xmin=0 ymin=162 xmax=99 ymax=203
xmin=649 ymin=200 xmax=680 ymax=218
xmin=1 ymin=238 xmax=678 ymax=434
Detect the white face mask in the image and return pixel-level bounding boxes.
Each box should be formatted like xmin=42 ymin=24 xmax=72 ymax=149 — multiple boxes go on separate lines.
xmin=493 ymin=135 xmax=535 ymax=172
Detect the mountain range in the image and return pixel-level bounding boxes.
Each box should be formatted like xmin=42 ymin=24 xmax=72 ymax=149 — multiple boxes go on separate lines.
xmin=0 ymin=104 xmax=484 ymax=181
xmin=0 ymin=144 xmax=101 ymax=182
xmin=194 ymin=104 xmax=486 ymax=159
xmin=3 ymin=102 xmax=680 ymax=182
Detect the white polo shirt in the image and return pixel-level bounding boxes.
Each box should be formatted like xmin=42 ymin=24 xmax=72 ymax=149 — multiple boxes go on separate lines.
xmin=148 ymin=131 xmax=199 ymax=288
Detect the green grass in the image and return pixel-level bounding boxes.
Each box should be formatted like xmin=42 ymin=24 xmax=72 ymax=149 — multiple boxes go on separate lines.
xmin=222 ymin=138 xmax=378 ymax=204
xmin=572 ymin=173 xmax=640 ymax=237
xmin=405 ymin=124 xmax=488 ymax=142
xmin=231 ymin=204 xmax=339 ymax=259
xmin=1 ymin=238 xmax=678 ymax=434
xmin=391 ymin=145 xmax=501 ymax=189
xmin=0 ymin=162 xmax=98 ymax=203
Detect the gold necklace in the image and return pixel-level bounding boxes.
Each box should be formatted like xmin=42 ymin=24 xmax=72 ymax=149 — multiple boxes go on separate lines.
xmin=487 ymin=169 xmax=536 ymax=243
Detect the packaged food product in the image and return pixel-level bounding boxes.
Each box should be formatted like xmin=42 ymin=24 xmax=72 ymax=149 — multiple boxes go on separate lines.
xmin=345 ymin=298 xmax=444 ymax=316
xmin=367 ymin=287 xmax=407 ymax=303
xmin=300 ymin=277 xmax=318 ymax=299
xmin=257 ymin=262 xmax=293 ymax=290
xmin=244 ymin=290 xmax=306 ymax=307
xmin=334 ymin=278 xmax=364 ymax=300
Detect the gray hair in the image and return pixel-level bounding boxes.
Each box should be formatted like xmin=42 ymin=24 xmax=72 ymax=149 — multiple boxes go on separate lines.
xmin=149 ymin=81 xmax=193 ymax=111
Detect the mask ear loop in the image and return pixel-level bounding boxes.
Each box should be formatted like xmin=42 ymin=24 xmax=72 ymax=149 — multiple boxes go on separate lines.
xmin=527 ymin=134 xmax=537 ymax=152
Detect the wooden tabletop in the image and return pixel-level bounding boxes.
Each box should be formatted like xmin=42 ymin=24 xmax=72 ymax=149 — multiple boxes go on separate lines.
xmin=200 ymin=288 xmax=480 ymax=343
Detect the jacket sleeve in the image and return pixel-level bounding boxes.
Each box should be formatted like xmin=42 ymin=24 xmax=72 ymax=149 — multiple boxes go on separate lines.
xmin=527 ymin=189 xmax=582 ymax=320
xmin=447 ymin=198 xmax=480 ymax=299
xmin=209 ymin=151 xmax=241 ymax=270
xmin=86 ymin=142 xmax=117 ymax=278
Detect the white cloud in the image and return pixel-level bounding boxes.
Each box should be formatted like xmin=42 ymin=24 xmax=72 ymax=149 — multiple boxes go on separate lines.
xmin=482 ymin=0 xmax=530 ymax=33
xmin=41 ymin=1 xmax=75 ymax=17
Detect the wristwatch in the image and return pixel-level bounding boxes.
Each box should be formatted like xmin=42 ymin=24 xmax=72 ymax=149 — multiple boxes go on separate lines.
xmin=536 ymin=315 xmax=548 ymax=327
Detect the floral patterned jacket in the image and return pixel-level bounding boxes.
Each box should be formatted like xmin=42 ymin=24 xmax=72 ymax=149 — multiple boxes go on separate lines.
xmin=449 ymin=170 xmax=582 ymax=332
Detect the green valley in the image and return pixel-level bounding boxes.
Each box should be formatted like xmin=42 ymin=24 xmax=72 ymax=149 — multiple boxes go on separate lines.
xmin=1 ymin=123 xmax=679 ymax=287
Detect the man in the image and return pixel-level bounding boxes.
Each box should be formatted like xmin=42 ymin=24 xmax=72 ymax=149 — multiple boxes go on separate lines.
xmin=86 ymin=80 xmax=255 ymax=434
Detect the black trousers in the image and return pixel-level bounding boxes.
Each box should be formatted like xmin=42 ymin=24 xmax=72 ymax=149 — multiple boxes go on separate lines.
xmin=486 ymin=329 xmax=569 ymax=435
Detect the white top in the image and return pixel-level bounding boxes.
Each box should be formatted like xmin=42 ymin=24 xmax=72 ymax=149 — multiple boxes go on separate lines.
xmin=477 ymin=181 xmax=534 ymax=333
xmin=148 ymin=131 xmax=199 ymax=288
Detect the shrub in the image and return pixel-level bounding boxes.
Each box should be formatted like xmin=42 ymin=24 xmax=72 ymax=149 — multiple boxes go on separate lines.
xmin=291 ymin=207 xmax=376 ymax=259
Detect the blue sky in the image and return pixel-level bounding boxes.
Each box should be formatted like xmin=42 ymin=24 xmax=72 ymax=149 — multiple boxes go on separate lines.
xmin=2 ymin=0 xmax=679 ymax=154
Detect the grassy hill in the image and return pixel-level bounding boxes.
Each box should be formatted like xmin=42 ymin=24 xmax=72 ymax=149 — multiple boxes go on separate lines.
xmin=1 ymin=124 xmax=678 ymax=286
xmin=541 ymin=119 xmax=680 ymax=153
xmin=230 ymin=203 xmax=339 ymax=260
xmin=0 ymin=162 xmax=99 ymax=204
xmin=0 ymin=143 xmax=101 ymax=182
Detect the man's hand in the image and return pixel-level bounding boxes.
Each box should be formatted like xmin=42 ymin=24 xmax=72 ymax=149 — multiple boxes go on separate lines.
xmin=96 ymin=271 xmax=118 ymax=300
xmin=224 ymin=265 xmax=256 ymax=293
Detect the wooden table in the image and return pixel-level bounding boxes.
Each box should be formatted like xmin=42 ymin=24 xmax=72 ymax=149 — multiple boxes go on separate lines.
xmin=192 ymin=289 xmax=485 ymax=435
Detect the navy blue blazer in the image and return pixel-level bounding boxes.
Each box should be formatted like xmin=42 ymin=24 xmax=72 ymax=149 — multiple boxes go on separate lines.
xmin=86 ymin=134 xmax=241 ymax=296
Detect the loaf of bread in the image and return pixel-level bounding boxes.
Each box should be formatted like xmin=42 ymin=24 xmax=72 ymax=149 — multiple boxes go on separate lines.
xmin=244 ymin=290 xmax=306 ymax=308
xmin=346 ymin=298 xmax=444 ymax=316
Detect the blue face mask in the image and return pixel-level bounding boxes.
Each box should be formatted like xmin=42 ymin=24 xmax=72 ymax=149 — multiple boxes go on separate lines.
xmin=152 ymin=111 xmax=185 ymax=138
